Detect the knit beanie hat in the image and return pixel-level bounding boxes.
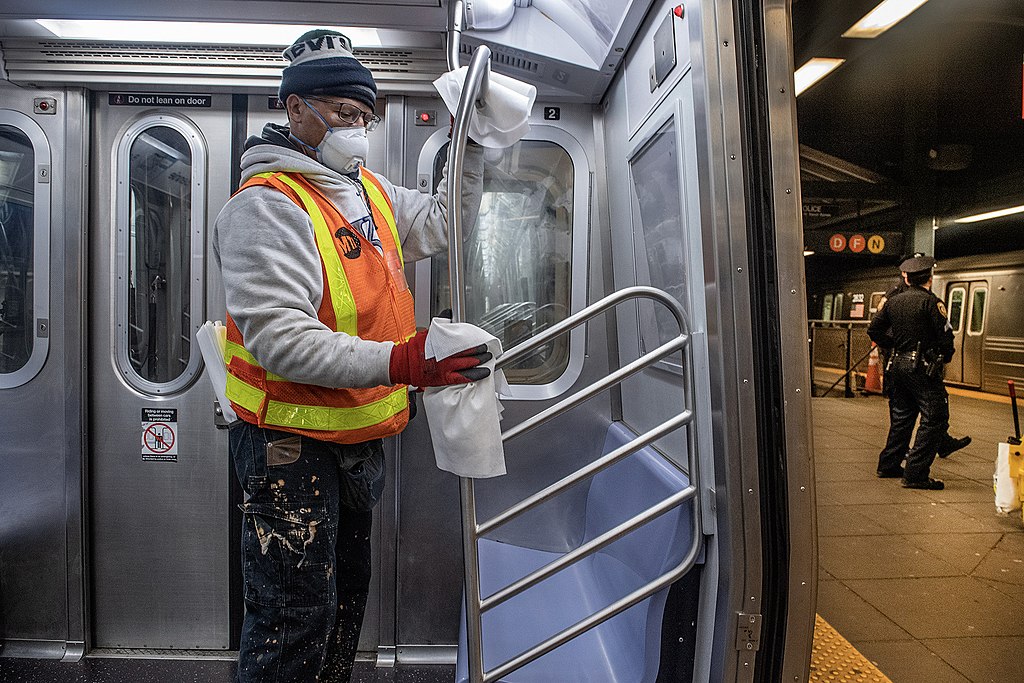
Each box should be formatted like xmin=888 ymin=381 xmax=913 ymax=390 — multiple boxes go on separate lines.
xmin=279 ymin=29 xmax=377 ymax=110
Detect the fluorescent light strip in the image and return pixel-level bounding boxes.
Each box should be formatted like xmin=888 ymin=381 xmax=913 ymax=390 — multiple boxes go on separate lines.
xmin=954 ymin=204 xmax=1024 ymax=224
xmin=842 ymin=0 xmax=931 ymax=39
xmin=794 ymin=58 xmax=845 ymax=96
xmin=35 ymin=20 xmax=381 ymax=47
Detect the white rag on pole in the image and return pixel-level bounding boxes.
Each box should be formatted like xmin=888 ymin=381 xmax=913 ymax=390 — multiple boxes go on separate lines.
xmin=422 ymin=318 xmax=509 ymax=478
xmin=433 ymin=67 xmax=538 ymax=149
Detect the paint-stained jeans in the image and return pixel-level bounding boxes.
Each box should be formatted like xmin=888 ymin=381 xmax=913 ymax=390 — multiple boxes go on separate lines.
xmin=229 ymin=421 xmax=385 ymax=683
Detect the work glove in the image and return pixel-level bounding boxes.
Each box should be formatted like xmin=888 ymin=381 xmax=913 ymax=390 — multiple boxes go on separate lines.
xmin=389 ymin=327 xmax=492 ymax=388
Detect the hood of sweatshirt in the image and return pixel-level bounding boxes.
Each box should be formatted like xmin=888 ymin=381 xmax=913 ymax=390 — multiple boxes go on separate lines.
xmin=239 ymin=122 xmax=359 ymax=189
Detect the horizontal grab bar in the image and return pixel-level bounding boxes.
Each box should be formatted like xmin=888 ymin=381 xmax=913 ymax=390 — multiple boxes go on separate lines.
xmin=502 ymin=334 xmax=688 ymax=443
xmin=480 ymin=484 xmax=698 ymax=612
xmin=478 ymin=410 xmax=693 ymax=536
xmin=482 ymin=508 xmax=704 ymax=682
xmin=498 ymin=286 xmax=689 ymax=369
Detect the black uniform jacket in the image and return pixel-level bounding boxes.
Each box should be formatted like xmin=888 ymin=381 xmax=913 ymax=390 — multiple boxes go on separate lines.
xmin=867 ymin=285 xmax=954 ymax=362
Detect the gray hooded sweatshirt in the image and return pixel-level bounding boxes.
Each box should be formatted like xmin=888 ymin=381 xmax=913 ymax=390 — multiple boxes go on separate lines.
xmin=213 ymin=124 xmax=483 ymax=391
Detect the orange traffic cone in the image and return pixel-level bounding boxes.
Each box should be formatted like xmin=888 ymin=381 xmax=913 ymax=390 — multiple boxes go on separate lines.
xmin=864 ymin=343 xmax=883 ymax=394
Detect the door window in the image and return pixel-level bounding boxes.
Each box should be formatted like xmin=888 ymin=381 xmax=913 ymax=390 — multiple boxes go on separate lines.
xmin=431 ymin=140 xmax=575 ymax=385
xmin=0 ymin=127 xmax=34 ymax=375
xmin=832 ymin=293 xmax=844 ymax=320
xmin=947 ymin=286 xmax=966 ymax=334
xmin=0 ymin=114 xmax=50 ymax=389
xmin=869 ymin=291 xmax=885 ymax=315
xmin=629 ymin=118 xmax=689 ymax=368
xmin=967 ymin=287 xmax=987 ymax=336
xmin=821 ymin=294 xmax=834 ymax=321
xmin=115 ymin=115 xmax=206 ymax=394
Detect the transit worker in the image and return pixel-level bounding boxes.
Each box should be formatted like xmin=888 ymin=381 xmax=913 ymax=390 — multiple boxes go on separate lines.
xmin=213 ymin=29 xmax=488 ymax=683
xmin=872 ymin=253 xmax=971 ymax=476
xmin=868 ymin=255 xmax=970 ymax=489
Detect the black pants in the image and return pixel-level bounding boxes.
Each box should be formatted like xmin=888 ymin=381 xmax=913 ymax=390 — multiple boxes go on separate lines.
xmin=879 ymin=362 xmax=949 ymax=483
xmin=229 ymin=422 xmax=384 ymax=683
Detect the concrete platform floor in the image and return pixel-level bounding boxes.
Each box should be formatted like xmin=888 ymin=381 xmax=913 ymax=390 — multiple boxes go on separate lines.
xmin=813 ymin=392 xmax=1024 ymax=683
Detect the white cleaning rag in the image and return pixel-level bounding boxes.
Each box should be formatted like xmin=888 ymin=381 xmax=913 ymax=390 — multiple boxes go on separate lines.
xmin=196 ymin=320 xmax=238 ymax=424
xmin=433 ymin=67 xmax=538 ymax=149
xmin=422 ymin=318 xmax=510 ymax=478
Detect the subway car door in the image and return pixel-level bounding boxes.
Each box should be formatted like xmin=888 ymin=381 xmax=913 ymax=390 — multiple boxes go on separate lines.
xmin=0 ymin=85 xmax=88 ymax=658
xmin=945 ymin=280 xmax=986 ymax=387
xmin=88 ymin=93 xmax=234 ymax=649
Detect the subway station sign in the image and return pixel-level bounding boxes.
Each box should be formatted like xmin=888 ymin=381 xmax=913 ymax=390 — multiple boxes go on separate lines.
xmin=806 ymin=230 xmax=903 ymax=256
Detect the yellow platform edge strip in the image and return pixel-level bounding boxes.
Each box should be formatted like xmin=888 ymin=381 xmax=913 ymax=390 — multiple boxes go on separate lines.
xmin=810 ymin=614 xmax=893 ymax=683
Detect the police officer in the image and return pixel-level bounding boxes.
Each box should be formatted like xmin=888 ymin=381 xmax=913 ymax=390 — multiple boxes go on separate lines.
xmin=872 ymin=254 xmax=970 ymax=478
xmin=868 ymin=255 xmax=969 ymax=489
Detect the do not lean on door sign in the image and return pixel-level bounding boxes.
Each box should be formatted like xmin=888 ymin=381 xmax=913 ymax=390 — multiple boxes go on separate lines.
xmin=142 ymin=408 xmax=178 ymax=461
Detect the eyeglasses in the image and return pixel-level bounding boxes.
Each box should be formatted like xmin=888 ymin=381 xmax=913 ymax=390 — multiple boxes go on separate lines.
xmin=307 ymin=97 xmax=381 ymax=131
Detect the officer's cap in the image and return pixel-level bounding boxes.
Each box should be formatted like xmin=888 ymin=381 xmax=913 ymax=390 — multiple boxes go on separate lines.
xmin=899 ymin=253 xmax=936 ymax=274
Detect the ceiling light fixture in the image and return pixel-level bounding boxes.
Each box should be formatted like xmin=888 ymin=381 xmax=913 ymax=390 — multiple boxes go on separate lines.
xmin=842 ymin=0 xmax=931 ymax=39
xmin=34 ymin=19 xmax=382 ymax=47
xmin=953 ymin=204 xmax=1024 ymax=224
xmin=794 ymin=58 xmax=845 ymax=96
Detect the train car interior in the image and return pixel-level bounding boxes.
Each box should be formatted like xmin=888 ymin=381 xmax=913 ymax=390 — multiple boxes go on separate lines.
xmin=1 ymin=1 xmax=1021 ymax=682
xmin=0 ymin=1 xmax=812 ymax=681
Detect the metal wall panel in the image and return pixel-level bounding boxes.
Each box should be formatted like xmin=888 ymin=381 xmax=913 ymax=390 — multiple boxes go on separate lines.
xmin=88 ymin=94 xmax=234 ymax=649
xmin=0 ymin=84 xmax=87 ymax=659
xmin=600 ymin=3 xmax=721 ymax=680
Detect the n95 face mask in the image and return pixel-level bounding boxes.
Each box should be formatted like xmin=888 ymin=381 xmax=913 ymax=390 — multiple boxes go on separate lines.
xmin=317 ymin=125 xmax=368 ymax=174
xmin=292 ymin=99 xmax=369 ymax=174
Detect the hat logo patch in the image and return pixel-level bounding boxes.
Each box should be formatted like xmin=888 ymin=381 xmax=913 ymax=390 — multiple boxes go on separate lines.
xmin=335 ymin=226 xmax=362 ymax=259
xmin=283 ymin=35 xmax=346 ymax=62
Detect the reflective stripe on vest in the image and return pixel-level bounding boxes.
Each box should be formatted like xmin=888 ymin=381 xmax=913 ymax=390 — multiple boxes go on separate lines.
xmin=223 ymin=169 xmax=414 ymax=442
xmin=273 ymin=173 xmax=359 ymax=337
xmin=360 ymin=169 xmax=403 ymax=266
xmin=226 ymin=372 xmax=408 ymax=432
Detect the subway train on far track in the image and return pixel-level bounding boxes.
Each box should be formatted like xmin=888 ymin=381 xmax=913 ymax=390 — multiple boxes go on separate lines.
xmin=808 ymin=249 xmax=1024 ymax=396
xmin=0 ymin=1 xmax=814 ymax=682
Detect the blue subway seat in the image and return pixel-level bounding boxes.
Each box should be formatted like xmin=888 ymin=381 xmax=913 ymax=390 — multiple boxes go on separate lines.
xmin=457 ymin=422 xmax=695 ymax=682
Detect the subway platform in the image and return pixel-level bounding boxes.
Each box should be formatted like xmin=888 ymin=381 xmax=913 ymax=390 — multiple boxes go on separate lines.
xmin=812 ymin=391 xmax=1024 ymax=682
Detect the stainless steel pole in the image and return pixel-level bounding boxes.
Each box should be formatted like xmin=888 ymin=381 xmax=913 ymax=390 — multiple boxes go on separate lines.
xmin=446 ymin=42 xmax=492 ymax=683
xmin=448 ymin=0 xmax=464 ymax=71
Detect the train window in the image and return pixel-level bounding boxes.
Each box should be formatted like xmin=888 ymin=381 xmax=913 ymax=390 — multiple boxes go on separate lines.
xmin=967 ymin=287 xmax=988 ymax=336
xmin=947 ymin=286 xmax=966 ymax=334
xmin=833 ymin=293 xmax=844 ymax=319
xmin=0 ymin=128 xmax=34 ymax=375
xmin=114 ymin=115 xmax=206 ymax=395
xmin=630 ymin=117 xmax=689 ymax=368
xmin=821 ymin=294 xmax=834 ymax=321
xmin=869 ymin=291 xmax=885 ymax=315
xmin=430 ymin=139 xmax=575 ymax=385
xmin=0 ymin=113 xmax=50 ymax=389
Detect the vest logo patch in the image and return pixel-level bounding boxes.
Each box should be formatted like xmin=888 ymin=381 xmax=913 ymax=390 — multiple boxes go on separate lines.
xmin=335 ymin=227 xmax=361 ymax=259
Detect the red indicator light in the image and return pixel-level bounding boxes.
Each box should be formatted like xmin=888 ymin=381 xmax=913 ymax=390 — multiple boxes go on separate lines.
xmin=421 ymin=112 xmax=430 ymax=122
xmin=673 ymin=5 xmax=684 ymax=18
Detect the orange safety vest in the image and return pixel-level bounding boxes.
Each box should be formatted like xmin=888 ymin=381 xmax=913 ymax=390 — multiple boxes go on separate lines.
xmin=223 ymin=169 xmax=416 ymax=444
